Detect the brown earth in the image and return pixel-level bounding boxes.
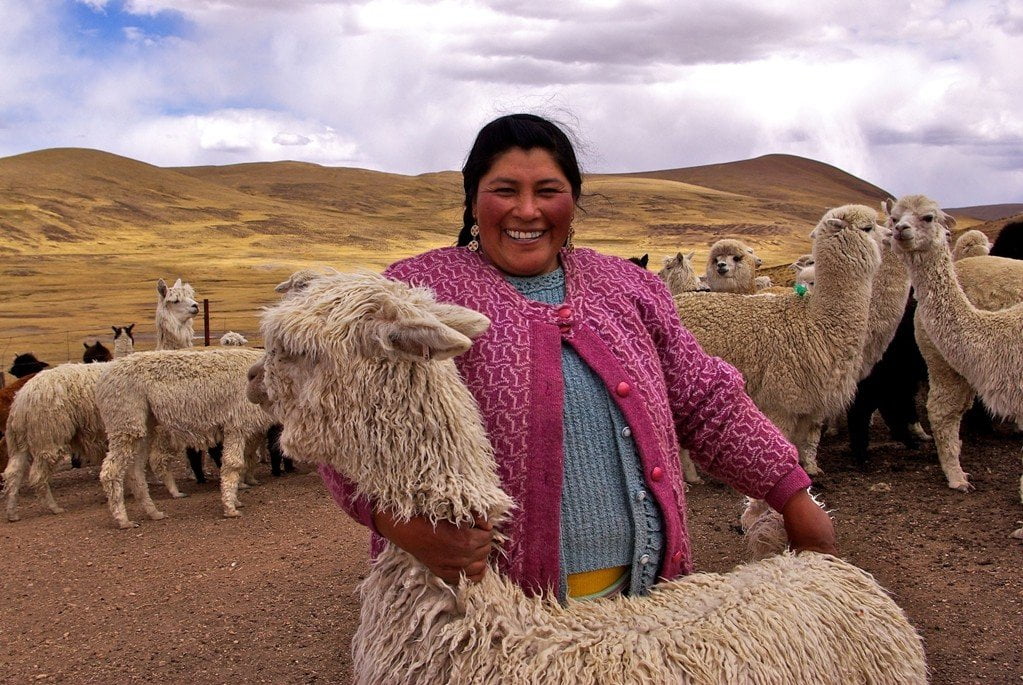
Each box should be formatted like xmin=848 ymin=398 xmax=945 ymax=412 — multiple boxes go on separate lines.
xmin=1 ymin=416 xmax=1021 ymax=684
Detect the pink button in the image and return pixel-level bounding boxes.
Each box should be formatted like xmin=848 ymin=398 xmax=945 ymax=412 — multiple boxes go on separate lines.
xmin=650 ymin=466 xmax=664 ymax=482
xmin=557 ymin=306 xmax=572 ymax=319
xmin=615 ymin=381 xmax=631 ymax=397
xmin=671 ymin=550 xmax=683 ymax=564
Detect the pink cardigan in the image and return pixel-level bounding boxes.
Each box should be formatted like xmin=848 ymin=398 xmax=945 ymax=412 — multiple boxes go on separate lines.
xmin=320 ymin=246 xmax=810 ymax=596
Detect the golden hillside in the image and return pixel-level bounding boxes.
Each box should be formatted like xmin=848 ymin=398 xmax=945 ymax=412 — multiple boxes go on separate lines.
xmin=0 ymin=147 xmax=1010 ymax=368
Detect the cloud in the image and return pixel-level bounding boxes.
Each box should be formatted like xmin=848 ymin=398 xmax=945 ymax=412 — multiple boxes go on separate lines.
xmin=0 ymin=0 xmax=1020 ymax=205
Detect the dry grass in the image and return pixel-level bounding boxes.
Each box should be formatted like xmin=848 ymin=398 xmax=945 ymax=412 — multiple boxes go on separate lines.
xmin=0 ymin=146 xmax=1007 ymax=371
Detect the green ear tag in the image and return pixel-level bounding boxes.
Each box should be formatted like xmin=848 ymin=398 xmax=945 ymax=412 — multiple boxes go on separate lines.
xmin=794 ymin=283 xmax=808 ymax=297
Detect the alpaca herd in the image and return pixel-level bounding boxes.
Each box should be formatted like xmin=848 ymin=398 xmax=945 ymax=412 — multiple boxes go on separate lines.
xmin=1 ymin=197 xmax=1020 ymax=680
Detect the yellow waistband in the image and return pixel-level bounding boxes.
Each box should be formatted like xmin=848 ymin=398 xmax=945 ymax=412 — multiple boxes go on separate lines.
xmin=566 ymin=565 xmax=629 ymax=598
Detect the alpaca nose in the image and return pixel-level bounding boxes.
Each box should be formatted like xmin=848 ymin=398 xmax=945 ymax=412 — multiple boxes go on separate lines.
xmin=716 ymin=264 xmax=729 ymax=274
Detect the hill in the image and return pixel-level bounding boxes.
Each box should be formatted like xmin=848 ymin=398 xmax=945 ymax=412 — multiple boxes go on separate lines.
xmin=0 ymin=147 xmax=1010 ymax=366
xmin=944 ymin=204 xmax=1023 ymax=222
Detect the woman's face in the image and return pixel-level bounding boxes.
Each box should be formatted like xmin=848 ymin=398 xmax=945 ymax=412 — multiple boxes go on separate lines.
xmin=472 ymin=147 xmax=575 ymax=277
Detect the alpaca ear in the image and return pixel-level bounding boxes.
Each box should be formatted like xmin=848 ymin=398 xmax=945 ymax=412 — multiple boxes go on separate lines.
xmin=173 ymin=278 xmax=183 ymax=289
xmin=126 ymin=323 xmax=135 ymax=335
xmin=83 ymin=342 xmax=89 ymax=349
xmin=676 ymin=251 xmax=685 ymax=261
xmin=112 ymin=326 xmax=120 ymax=336
xmin=382 ymin=319 xmax=474 ymax=362
xmin=157 ymin=278 xmax=168 ymax=299
xmin=428 ymin=302 xmax=491 ymax=341
xmin=940 ymin=211 xmax=957 ymax=230
xmin=884 ymin=198 xmax=894 ymax=216
xmin=685 ymin=251 xmax=695 ymax=261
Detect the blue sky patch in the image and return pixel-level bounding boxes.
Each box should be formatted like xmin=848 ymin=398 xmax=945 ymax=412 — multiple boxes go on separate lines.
xmin=62 ymin=0 xmax=190 ymax=54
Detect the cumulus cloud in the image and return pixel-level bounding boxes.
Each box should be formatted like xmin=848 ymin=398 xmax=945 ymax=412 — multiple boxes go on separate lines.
xmin=0 ymin=0 xmax=1020 ymax=205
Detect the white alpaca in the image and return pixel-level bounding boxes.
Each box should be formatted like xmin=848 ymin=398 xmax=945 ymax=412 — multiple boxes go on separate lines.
xmin=246 ymin=269 xmax=927 ymax=684
xmin=1 ymin=362 xmax=188 ymax=522
xmin=674 ymin=205 xmax=882 ymax=474
xmin=219 ymin=331 xmax=248 ymax=346
xmin=96 ymin=347 xmax=274 ymax=527
xmin=889 ymin=195 xmax=1023 ymax=536
xmin=657 ymin=251 xmax=703 ymax=295
xmin=155 ymin=278 xmax=199 ymax=350
xmin=951 ymin=229 xmax=991 ymax=261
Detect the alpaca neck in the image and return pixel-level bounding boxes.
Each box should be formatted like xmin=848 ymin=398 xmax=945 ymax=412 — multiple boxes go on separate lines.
xmin=859 ymin=249 xmax=911 ymax=377
xmin=903 ymin=243 xmax=983 ymax=347
xmin=664 ymin=269 xmax=698 ymax=295
xmin=113 ymin=337 xmax=134 ymax=358
xmin=155 ymin=311 xmax=194 ymax=350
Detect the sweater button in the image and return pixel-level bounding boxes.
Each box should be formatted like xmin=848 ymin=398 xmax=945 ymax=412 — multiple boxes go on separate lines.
xmin=636 ymin=489 xmax=647 ymax=502
xmin=615 ymin=381 xmax=631 ymax=397
xmin=639 ymin=554 xmax=651 ymax=566
xmin=621 ymin=426 xmax=632 ymax=438
xmin=557 ymin=306 xmax=572 ymax=319
xmin=671 ymin=550 xmax=683 ymax=564
xmin=650 ymin=466 xmax=664 ymax=482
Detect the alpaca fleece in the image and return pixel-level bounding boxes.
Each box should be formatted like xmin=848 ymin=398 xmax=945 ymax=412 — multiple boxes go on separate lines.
xmin=251 ymin=268 xmax=926 ymax=685
xmin=674 ymin=204 xmax=883 ymax=475
xmin=96 ymin=347 xmax=273 ymax=527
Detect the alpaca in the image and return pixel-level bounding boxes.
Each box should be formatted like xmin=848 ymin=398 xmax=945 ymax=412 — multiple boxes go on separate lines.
xmin=674 ymin=205 xmax=883 ymax=474
xmin=1 ymin=362 xmax=191 ymax=521
xmin=627 ymin=254 xmax=649 ymax=269
xmin=794 ymin=264 xmax=815 ymax=292
xmin=219 ymin=331 xmax=249 ymax=346
xmin=112 ymin=324 xmax=135 ymax=358
xmin=888 ymin=195 xmax=1023 ymax=536
xmin=705 ymin=239 xmax=760 ymax=294
xmin=246 ymin=269 xmax=926 ymax=684
xmin=952 ymin=229 xmax=991 ymax=261
xmin=82 ymin=341 xmax=112 ymax=364
xmin=155 ymin=278 xmax=199 ymax=350
xmin=790 ymin=254 xmax=814 ymax=274
xmin=657 ymin=251 xmax=703 ymax=296
xmin=96 ymin=347 xmax=274 ymax=527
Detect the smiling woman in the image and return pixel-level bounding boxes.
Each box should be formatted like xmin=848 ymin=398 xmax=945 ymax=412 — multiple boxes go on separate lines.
xmin=317 ymin=112 xmax=835 ymax=607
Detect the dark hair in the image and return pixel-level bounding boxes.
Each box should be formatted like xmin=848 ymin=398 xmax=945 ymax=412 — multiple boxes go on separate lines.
xmin=990 ymin=220 xmax=1023 ymax=261
xmin=457 ymin=113 xmax=582 ymax=247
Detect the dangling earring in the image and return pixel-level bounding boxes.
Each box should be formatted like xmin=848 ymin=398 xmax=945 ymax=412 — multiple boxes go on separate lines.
xmin=565 ymin=223 xmax=575 ymax=253
xmin=467 ymin=224 xmax=480 ymax=252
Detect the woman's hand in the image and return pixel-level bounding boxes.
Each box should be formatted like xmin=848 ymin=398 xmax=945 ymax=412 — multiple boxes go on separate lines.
xmin=373 ymin=510 xmax=495 ymax=584
xmin=781 ymin=489 xmax=839 ymax=556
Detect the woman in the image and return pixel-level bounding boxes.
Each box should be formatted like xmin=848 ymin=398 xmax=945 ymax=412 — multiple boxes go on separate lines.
xmin=321 ymin=113 xmax=836 ymax=601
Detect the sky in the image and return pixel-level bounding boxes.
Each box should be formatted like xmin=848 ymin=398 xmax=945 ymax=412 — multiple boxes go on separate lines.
xmin=1 ymin=0 xmax=1021 ymax=207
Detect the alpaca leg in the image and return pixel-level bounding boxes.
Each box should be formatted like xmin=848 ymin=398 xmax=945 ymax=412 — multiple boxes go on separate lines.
xmin=128 ymin=437 xmax=166 ymax=521
xmin=147 ymin=438 xmax=187 ymax=499
xmin=186 ymin=446 xmax=207 ymax=483
xmin=242 ymin=438 xmax=260 ymax=487
xmin=2 ymin=446 xmax=30 ymax=522
xmin=27 ymin=450 xmax=65 ymax=515
xmin=925 ymin=366 xmax=975 ymax=492
xmin=219 ymin=434 xmax=245 ymax=518
xmin=846 ymin=386 xmax=877 ymax=466
xmin=679 ymin=448 xmax=703 ymax=484
xmin=100 ymin=436 xmax=139 ymax=529
xmin=789 ymin=417 xmax=823 ymax=476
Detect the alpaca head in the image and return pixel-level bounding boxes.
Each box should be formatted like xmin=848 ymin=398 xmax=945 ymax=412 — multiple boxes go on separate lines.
xmin=82 ymin=341 xmax=112 ymax=364
xmin=628 ymin=254 xmax=649 ymax=269
xmin=809 ymin=204 xmax=884 ymax=275
xmin=795 ymin=265 xmax=816 ymax=293
xmin=789 ymin=254 xmax=814 ymax=275
xmin=247 ymin=270 xmax=491 ymax=466
xmin=112 ymin=323 xmax=135 ymax=343
xmin=658 ymin=251 xmax=701 ymax=293
xmin=952 ymin=229 xmax=992 ymax=261
xmin=886 ymin=195 xmax=957 ymax=256
xmin=705 ymin=239 xmax=759 ymax=293
xmin=9 ymin=353 xmax=48 ymax=378
xmin=156 ymin=278 xmax=199 ymax=323
xmin=220 ymin=331 xmax=249 ymax=346
xmin=991 ymin=220 xmax=1023 ymax=260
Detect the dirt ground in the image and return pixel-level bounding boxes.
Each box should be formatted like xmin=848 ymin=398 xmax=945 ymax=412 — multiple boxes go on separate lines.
xmin=1 ymin=418 xmax=1021 ymax=684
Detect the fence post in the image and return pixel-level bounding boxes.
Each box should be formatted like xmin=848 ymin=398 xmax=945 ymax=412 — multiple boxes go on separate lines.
xmin=203 ymin=299 xmax=210 ymax=347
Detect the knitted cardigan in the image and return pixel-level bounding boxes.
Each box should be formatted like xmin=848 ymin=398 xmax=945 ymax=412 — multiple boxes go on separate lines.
xmin=320 ymin=246 xmax=810 ymax=596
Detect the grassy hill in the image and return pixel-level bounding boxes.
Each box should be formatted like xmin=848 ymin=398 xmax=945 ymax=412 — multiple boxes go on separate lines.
xmin=0 ymin=147 xmax=1011 ymax=368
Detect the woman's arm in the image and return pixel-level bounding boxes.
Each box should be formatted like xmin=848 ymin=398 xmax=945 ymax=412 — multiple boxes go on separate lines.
xmin=781 ymin=489 xmax=838 ymax=555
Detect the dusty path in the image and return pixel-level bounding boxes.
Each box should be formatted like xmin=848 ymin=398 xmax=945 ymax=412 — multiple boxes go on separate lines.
xmin=1 ymin=424 xmax=1021 ymax=684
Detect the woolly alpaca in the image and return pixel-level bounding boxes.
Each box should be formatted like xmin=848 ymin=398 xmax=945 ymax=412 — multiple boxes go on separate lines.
xmin=952 ymin=229 xmax=991 ymax=261
xmin=1 ymin=362 xmax=190 ymax=521
xmin=155 ymin=278 xmax=199 ymax=350
xmin=794 ymin=264 xmax=815 ymax=292
xmin=112 ymin=324 xmax=135 ymax=358
xmin=705 ymin=239 xmax=760 ymax=294
xmin=674 ymin=205 xmax=883 ymax=474
xmin=219 ymin=331 xmax=249 ymax=346
xmin=82 ymin=341 xmax=112 ymax=364
xmin=889 ymin=195 xmax=1023 ymax=536
xmin=657 ymin=251 xmax=704 ymax=296
xmin=96 ymin=347 xmax=274 ymax=527
xmin=247 ymin=269 xmax=926 ymax=684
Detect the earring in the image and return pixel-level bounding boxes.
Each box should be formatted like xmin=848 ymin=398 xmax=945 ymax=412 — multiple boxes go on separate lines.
xmin=565 ymin=223 xmax=575 ymax=253
xmin=467 ymin=224 xmax=480 ymax=252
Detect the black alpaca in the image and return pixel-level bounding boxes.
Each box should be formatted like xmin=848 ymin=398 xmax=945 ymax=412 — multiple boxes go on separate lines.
xmin=82 ymin=341 xmax=112 ymax=363
xmin=628 ymin=254 xmax=649 ymax=269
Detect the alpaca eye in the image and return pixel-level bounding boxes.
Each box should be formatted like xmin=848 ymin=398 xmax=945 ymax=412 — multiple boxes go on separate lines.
xmin=922 ymin=215 xmax=934 ymax=223
xmin=734 ymin=256 xmax=742 ymax=262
